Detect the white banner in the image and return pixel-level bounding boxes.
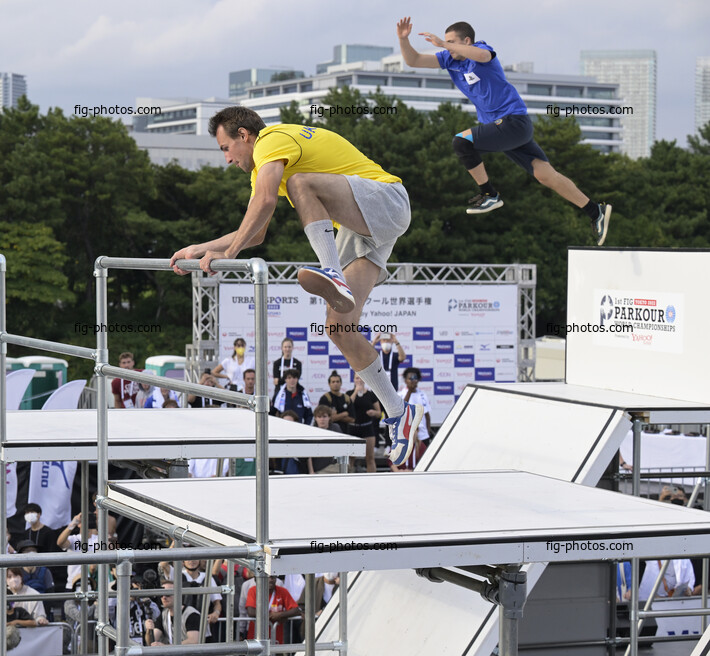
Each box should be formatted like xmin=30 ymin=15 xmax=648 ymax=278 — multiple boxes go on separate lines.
xmin=218 ymin=283 xmax=518 ymax=424
xmin=652 ymin=597 xmax=702 ymax=638
xmin=566 ymin=249 xmax=710 ymax=403
xmin=5 ymin=462 xmax=17 ymax=516
xmin=16 ymin=625 xmax=64 ymax=656
xmin=27 ymin=461 xmax=78 ymax=529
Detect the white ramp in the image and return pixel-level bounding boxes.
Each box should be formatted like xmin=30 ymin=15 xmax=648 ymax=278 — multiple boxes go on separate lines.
xmin=314 ymin=385 xmax=631 ymax=655
xmin=692 ymin=625 xmax=710 ymax=655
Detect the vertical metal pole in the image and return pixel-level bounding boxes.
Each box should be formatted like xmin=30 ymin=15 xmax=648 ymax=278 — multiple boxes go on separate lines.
xmin=226 ymin=560 xmax=235 ymax=642
xmin=198 ymin=559 xmax=214 ymax=644
xmin=94 ymin=263 xmax=109 ymax=656
xmin=703 ymin=424 xmax=710 ymax=632
xmin=498 ymin=568 xmax=525 ymax=656
xmin=631 ymin=417 xmax=642 ymax=497
xmin=251 ymin=259 xmax=270 ymax=650
xmin=115 ymin=559 xmax=132 ymax=656
xmin=304 ymin=574 xmax=316 ymax=656
xmin=0 ymin=254 xmax=8 ymax=656
xmin=338 ymin=456 xmax=348 ymax=656
xmin=609 ymin=563 xmax=618 ymax=656
xmin=628 ymin=558 xmax=639 ymax=656
xmin=80 ymin=461 xmax=89 ymax=654
xmin=173 ymin=534 xmax=184 ymax=645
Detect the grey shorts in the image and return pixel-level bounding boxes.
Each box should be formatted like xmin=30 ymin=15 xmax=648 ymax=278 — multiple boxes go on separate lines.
xmin=337 ymin=176 xmax=411 ymax=286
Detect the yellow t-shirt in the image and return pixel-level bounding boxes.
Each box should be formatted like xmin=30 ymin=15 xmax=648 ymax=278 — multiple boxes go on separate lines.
xmin=250 ymin=124 xmax=401 ymax=205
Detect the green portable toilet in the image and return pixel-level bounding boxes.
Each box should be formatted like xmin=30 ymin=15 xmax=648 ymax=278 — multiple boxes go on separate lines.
xmin=145 ymin=355 xmax=186 ymax=380
xmin=4 ymin=357 xmax=23 ymax=372
xmin=17 ymin=356 xmax=69 ymax=409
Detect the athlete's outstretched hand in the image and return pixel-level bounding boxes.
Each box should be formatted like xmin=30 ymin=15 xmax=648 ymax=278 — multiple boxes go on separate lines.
xmin=170 ymin=245 xmax=203 ymax=275
xmin=418 ymin=31 xmax=445 ymax=49
xmin=396 ymin=17 xmax=413 ymax=40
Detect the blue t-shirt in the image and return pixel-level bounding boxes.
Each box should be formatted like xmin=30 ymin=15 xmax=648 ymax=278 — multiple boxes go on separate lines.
xmin=437 ymin=42 xmax=528 ymax=124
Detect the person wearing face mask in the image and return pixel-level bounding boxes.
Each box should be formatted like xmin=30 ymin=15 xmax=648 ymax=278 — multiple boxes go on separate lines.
xmin=212 ymin=337 xmax=255 ymax=392
xmin=372 ymin=333 xmax=406 ymax=390
xmin=6 ymin=567 xmax=49 ymax=625
xmin=18 ymin=504 xmax=60 ymax=554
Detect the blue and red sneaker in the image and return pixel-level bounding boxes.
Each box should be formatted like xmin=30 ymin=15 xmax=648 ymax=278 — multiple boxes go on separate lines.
xmin=297 ymin=266 xmax=355 ymax=313
xmin=385 ymin=402 xmax=424 ymax=466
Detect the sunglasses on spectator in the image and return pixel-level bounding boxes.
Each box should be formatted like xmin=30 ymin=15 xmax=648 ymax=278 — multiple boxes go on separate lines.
xmin=406 ymin=375 xmax=419 ymax=381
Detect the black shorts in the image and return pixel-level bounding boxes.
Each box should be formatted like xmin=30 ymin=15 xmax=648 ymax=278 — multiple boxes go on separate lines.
xmin=349 ymin=422 xmax=375 ymax=439
xmin=469 ymin=114 xmax=548 ymax=175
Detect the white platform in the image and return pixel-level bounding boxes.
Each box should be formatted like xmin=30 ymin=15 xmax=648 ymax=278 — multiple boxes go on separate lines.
xmin=469 ymin=382 xmax=710 ymax=423
xmin=106 ymin=470 xmax=710 ymax=576
xmin=1 ymin=408 xmax=364 ymax=462
xmin=104 ymin=384 xmax=632 ymax=655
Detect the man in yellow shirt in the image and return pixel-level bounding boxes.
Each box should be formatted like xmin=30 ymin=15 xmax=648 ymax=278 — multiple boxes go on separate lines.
xmin=170 ymin=107 xmax=422 ymax=465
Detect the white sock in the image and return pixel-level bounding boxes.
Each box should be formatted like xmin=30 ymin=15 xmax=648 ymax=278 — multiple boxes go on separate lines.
xmin=357 ymin=357 xmax=404 ymax=418
xmin=304 ymin=220 xmax=343 ymax=275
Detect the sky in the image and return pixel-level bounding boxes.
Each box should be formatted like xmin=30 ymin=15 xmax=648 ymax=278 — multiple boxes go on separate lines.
xmin=1 ymin=0 xmax=709 ymax=145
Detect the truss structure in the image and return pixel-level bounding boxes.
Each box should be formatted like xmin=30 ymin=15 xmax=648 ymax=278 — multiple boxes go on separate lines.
xmin=186 ymin=262 xmax=537 ymax=384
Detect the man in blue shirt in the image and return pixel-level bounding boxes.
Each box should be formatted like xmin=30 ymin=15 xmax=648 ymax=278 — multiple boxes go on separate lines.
xmin=397 ymin=17 xmax=611 ymax=246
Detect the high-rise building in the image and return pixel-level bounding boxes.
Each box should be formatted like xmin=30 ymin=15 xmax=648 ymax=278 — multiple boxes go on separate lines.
xmin=695 ymin=56 xmax=710 ymax=134
xmin=316 ymin=44 xmax=394 ymax=74
xmin=580 ymin=50 xmax=656 ymax=159
xmin=232 ymin=53 xmax=623 ymax=153
xmin=0 ymin=72 xmax=27 ymax=110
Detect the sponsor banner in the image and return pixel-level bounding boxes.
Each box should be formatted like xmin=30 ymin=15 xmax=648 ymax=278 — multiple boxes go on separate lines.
xmin=329 ymin=355 xmax=349 ymax=369
xmin=434 ymin=396 xmax=456 ymax=412
xmin=434 ymin=382 xmax=455 ymax=395
xmin=475 ymin=368 xmax=496 ymax=381
xmin=308 ymin=341 xmax=329 ymax=355
xmin=454 ymin=354 xmax=475 ymax=368
xmin=419 ymin=368 xmax=434 ymax=382
xmin=219 ymin=283 xmax=518 ymax=424
xmin=434 ymin=368 xmax=454 ymax=381
xmin=595 ymin=289 xmax=684 ymax=354
xmin=495 ymin=367 xmax=518 ymax=382
xmin=413 ymin=327 xmax=433 ymax=340
xmin=455 ymin=370 xmax=475 ymax=385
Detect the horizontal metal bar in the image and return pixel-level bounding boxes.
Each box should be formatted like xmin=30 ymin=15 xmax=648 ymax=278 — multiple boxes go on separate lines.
xmin=126 ymin=640 xmax=265 ymax=655
xmin=99 ymin=497 xmax=261 ymax=563
xmin=271 ymin=642 xmax=343 ymax=653
xmin=618 ymin=471 xmax=710 ymax=479
xmin=98 ymin=364 xmax=253 ymax=408
xmin=416 ymin=567 xmax=486 ymax=594
xmin=640 ymin=607 xmax=710 ymax=619
xmin=0 ymin=332 xmax=96 ymax=360
xmin=0 ymin=545 xmax=254 ymax=569
xmin=96 ymin=257 xmax=252 ymax=273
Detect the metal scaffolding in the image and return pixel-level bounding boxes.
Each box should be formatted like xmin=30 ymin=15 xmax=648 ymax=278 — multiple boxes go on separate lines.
xmin=0 ymin=255 xmax=276 ymax=656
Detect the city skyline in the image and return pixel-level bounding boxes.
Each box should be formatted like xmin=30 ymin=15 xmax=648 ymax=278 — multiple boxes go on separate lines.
xmin=1 ymin=0 xmax=708 ymax=146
